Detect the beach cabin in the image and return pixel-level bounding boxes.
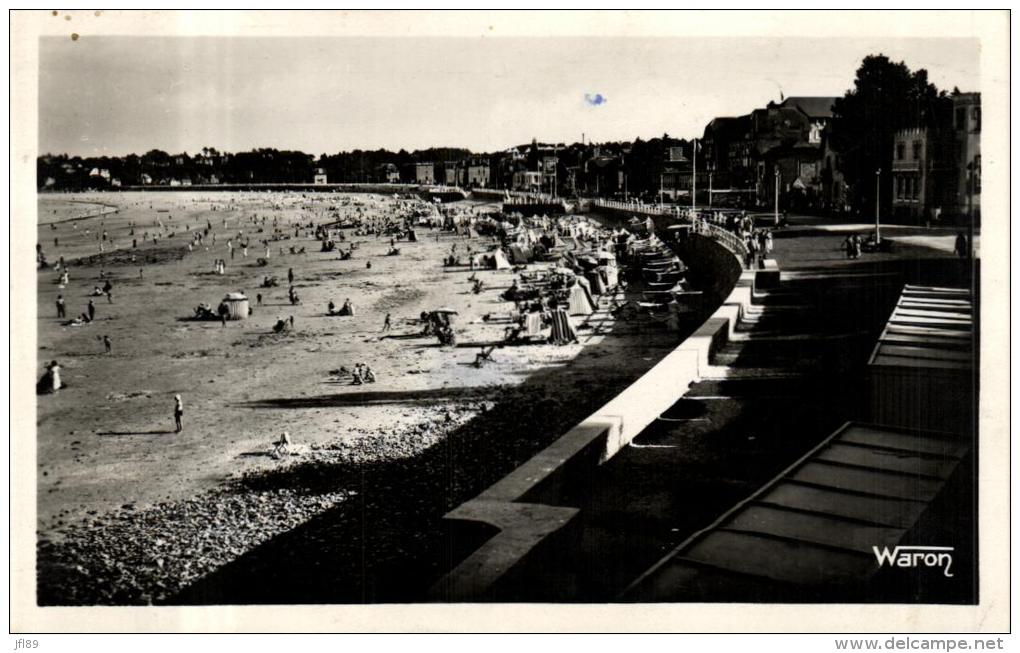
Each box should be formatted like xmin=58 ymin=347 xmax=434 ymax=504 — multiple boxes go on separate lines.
xmin=867 ymin=285 xmax=974 ymax=436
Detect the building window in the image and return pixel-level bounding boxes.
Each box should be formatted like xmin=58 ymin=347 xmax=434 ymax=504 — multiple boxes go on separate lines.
xmin=972 ymin=107 xmax=981 ymax=132
xmin=956 ymin=107 xmax=966 ymax=130
xmin=912 ymin=141 xmax=922 ymax=161
xmin=896 ymin=143 xmax=905 ymax=160
xmin=912 ymin=176 xmax=920 ymax=200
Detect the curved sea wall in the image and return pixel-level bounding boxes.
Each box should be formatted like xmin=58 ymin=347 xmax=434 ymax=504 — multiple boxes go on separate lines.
xmin=430 ymin=225 xmax=759 ymax=601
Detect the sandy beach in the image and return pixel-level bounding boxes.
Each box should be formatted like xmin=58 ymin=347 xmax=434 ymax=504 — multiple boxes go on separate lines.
xmin=36 ymin=191 xmax=681 ymax=604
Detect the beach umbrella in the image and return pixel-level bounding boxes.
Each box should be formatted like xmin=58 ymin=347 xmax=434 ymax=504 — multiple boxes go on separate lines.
xmin=433 ymin=308 xmax=459 ymax=315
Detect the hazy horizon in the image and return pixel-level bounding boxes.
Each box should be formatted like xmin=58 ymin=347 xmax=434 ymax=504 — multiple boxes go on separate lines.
xmin=40 ymin=36 xmax=980 ymax=158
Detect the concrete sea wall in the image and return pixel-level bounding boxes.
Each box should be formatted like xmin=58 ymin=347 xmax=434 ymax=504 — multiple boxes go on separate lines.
xmin=430 ymin=227 xmax=761 ymax=601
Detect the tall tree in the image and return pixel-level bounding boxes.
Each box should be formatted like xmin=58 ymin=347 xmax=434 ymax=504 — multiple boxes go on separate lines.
xmin=831 ymin=54 xmax=950 ymax=215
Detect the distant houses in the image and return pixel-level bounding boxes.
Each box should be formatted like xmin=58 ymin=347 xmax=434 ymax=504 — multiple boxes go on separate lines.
xmin=35 ymin=88 xmax=979 ymax=223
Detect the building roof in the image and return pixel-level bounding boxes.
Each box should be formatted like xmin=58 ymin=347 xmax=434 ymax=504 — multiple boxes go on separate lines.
xmin=778 ymin=96 xmax=838 ymax=119
xmin=703 ymin=114 xmax=753 ymax=140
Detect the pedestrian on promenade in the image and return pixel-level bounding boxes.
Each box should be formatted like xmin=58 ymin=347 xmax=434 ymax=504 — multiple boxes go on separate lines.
xmin=954 ymin=232 xmax=969 ymax=258
xmin=745 ymin=235 xmax=758 ymax=270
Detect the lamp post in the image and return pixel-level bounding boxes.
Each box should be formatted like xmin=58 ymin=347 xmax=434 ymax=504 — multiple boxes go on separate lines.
xmin=692 ymin=138 xmax=698 ymax=218
xmin=875 ymin=168 xmax=882 ymax=243
xmin=966 ymin=160 xmax=975 ymax=259
xmin=773 ymin=167 xmax=780 ymax=226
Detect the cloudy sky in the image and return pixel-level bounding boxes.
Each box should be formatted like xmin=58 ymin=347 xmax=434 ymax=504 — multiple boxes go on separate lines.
xmin=39 ymin=36 xmax=979 ymax=157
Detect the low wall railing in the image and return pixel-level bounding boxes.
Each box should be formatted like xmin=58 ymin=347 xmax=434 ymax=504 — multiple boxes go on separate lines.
xmin=590 ymin=198 xmax=749 ymax=257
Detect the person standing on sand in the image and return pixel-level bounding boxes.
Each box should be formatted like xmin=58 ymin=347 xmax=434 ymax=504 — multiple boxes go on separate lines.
xmin=288 ymin=267 xmax=294 ymax=285
xmin=87 ymin=299 xmax=96 ymax=322
xmin=48 ymin=361 xmax=62 ymax=392
xmin=103 ymin=335 xmax=112 ymax=354
xmin=56 ymin=294 xmax=65 ymax=319
xmin=173 ymin=394 xmax=184 ymax=433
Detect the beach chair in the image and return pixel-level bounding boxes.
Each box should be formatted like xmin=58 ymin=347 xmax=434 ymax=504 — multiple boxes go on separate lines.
xmin=473 ymin=345 xmax=497 ymax=367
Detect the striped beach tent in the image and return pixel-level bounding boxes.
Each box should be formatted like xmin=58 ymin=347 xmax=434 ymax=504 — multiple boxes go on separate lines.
xmin=221 ymin=292 xmax=250 ymax=320
xmin=567 ymin=285 xmax=595 ymax=316
xmin=547 ymin=308 xmax=578 ymax=345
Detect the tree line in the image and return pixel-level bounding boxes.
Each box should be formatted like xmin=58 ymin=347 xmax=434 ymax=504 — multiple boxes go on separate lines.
xmin=38 ymin=54 xmax=969 ymax=218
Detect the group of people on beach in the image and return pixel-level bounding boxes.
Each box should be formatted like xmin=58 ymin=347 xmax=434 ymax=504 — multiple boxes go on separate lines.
xmin=39 ymin=193 xmax=475 ymax=456
xmin=327 ymin=298 xmax=355 ymax=316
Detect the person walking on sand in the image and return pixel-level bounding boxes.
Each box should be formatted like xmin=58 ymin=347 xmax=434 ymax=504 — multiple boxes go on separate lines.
xmin=288 ymin=267 xmax=294 ymax=285
xmin=103 ymin=334 xmax=112 ymax=354
xmin=173 ymin=394 xmax=184 ymax=433
xmin=383 ymin=313 xmax=392 ymax=332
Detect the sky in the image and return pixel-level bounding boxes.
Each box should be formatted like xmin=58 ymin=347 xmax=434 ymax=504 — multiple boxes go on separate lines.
xmin=39 ymin=36 xmax=980 ymax=157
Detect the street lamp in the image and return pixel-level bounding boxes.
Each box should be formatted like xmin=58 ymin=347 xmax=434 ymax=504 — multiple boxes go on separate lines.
xmin=875 ymin=168 xmax=882 ymax=243
xmin=773 ymin=167 xmax=780 ymax=226
xmin=966 ymin=159 xmax=975 ymax=259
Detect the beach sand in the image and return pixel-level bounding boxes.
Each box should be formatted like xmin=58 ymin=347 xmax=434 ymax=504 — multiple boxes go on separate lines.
xmin=35 ymin=191 xmax=681 ymax=604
